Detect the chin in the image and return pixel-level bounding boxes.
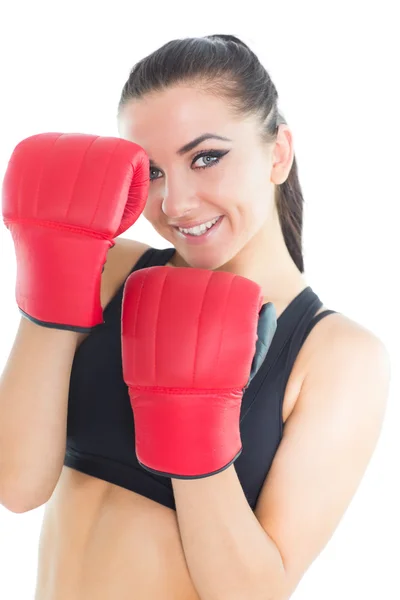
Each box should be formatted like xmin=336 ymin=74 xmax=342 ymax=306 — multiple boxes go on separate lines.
xmin=178 ymin=248 xmax=233 ymax=272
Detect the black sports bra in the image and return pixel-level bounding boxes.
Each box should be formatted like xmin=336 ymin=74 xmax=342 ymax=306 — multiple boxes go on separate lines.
xmin=65 ymin=247 xmax=337 ymax=511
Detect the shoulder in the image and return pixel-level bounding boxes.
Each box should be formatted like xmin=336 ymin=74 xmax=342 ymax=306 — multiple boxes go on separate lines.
xmin=305 ymin=310 xmax=389 ymax=371
xmin=75 ymin=238 xmax=152 ymax=349
xmin=283 ymin=308 xmax=391 ymax=423
xmin=298 ymin=310 xmax=391 ymax=419
xmin=100 ymin=237 xmax=152 ymax=311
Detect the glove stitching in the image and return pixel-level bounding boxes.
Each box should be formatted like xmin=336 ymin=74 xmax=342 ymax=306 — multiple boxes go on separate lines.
xmin=129 ymin=385 xmax=242 ymax=394
xmin=65 ymin=135 xmax=100 ymax=223
xmin=3 ymin=216 xmax=112 ymax=241
xmin=192 ymin=272 xmax=213 ymax=387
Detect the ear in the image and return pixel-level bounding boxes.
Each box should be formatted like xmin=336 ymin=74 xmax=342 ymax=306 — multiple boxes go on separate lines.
xmin=245 ymin=303 xmax=277 ymax=389
xmin=270 ymin=125 xmax=294 ymax=186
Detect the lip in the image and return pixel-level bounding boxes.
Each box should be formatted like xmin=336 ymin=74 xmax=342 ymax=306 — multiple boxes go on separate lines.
xmin=174 ymin=215 xmax=224 ymax=245
xmin=171 ymin=216 xmax=222 ymax=230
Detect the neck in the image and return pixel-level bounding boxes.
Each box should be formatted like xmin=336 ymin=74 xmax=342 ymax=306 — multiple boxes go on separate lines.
xmin=169 ymin=209 xmax=308 ymax=318
xmin=219 ymin=213 xmax=308 ymax=317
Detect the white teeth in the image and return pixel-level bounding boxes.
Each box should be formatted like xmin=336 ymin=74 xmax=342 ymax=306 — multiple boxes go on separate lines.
xmin=178 ymin=216 xmax=220 ymax=236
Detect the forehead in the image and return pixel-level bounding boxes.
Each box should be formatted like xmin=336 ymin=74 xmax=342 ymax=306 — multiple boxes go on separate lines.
xmin=118 ymin=86 xmax=251 ymax=150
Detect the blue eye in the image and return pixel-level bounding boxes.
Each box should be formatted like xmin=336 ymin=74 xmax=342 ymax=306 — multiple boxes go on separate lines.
xmin=192 ymin=150 xmax=228 ymax=169
xmin=149 ymin=149 xmax=229 ymax=182
xmin=149 ymin=167 xmax=161 ymax=181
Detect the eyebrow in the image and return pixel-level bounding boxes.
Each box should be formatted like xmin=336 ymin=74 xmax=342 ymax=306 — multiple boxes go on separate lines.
xmin=148 ymin=133 xmax=232 ymax=166
xmin=177 ymin=133 xmax=232 ymax=155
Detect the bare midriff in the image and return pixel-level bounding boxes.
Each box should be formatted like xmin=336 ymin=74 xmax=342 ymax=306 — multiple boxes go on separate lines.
xmin=35 ymin=467 xmax=201 ymax=600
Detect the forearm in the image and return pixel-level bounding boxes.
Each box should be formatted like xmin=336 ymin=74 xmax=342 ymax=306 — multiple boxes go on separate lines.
xmin=172 ymin=464 xmax=286 ymax=600
xmin=0 ymin=318 xmax=79 ymax=511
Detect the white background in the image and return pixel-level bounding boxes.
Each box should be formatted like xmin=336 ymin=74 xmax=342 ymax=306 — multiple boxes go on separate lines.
xmin=0 ymin=1 xmax=399 ymax=598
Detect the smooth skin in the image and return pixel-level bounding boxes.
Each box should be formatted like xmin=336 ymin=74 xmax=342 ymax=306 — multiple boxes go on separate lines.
xmin=0 ymin=86 xmax=390 ymax=600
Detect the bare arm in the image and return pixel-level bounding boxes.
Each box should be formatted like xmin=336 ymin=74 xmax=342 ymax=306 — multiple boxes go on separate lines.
xmin=0 ymin=238 xmax=150 ymax=513
xmin=0 ymin=319 xmax=82 ymax=512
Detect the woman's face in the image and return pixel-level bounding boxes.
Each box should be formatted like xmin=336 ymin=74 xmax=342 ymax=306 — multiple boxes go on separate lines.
xmin=118 ymin=85 xmax=278 ymax=270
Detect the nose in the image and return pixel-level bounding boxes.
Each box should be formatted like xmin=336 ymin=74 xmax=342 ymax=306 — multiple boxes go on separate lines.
xmin=161 ymin=175 xmax=200 ymax=219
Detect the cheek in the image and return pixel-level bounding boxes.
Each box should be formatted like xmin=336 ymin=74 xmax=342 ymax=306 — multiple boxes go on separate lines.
xmin=233 ymin=168 xmax=272 ymax=223
xmin=201 ymin=167 xmax=239 ymax=207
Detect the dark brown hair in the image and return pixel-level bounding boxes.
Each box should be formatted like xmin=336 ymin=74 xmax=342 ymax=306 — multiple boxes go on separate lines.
xmin=118 ymin=34 xmax=304 ymax=272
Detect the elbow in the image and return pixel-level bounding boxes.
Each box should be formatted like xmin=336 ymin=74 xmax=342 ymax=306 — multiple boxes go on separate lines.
xmin=0 ymin=477 xmax=54 ymax=513
xmin=1 ymin=498 xmax=40 ymax=514
xmin=2 ymin=500 xmax=48 ymax=514
xmin=0 ymin=489 xmax=49 ymax=513
xmin=1 ymin=490 xmax=50 ymax=513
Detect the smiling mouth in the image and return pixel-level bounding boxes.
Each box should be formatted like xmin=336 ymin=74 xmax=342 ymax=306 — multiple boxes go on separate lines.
xmin=176 ymin=216 xmax=222 ymax=237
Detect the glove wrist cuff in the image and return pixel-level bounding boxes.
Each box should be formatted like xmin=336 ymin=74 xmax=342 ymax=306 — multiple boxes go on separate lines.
xmin=128 ymin=386 xmax=243 ymax=479
xmin=10 ymin=223 xmax=113 ymax=330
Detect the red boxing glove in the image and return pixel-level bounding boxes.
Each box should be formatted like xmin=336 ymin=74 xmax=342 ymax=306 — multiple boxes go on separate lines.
xmin=121 ymin=266 xmax=277 ymax=479
xmin=2 ymin=133 xmax=149 ymax=331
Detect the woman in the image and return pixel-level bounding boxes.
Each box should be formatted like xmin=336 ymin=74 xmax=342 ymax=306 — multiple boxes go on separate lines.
xmin=0 ymin=34 xmax=390 ymax=600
